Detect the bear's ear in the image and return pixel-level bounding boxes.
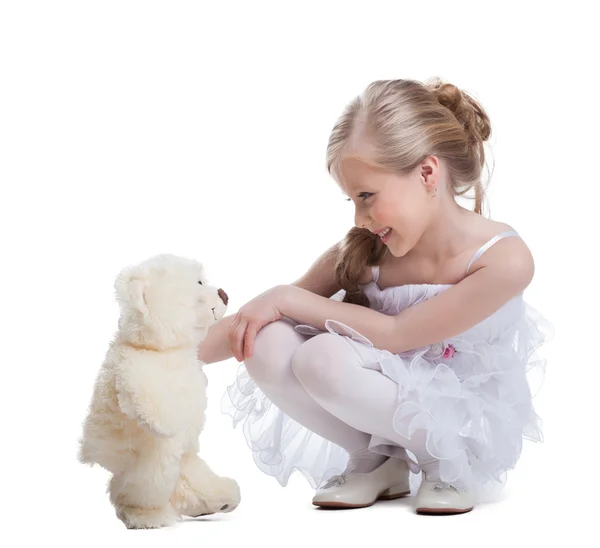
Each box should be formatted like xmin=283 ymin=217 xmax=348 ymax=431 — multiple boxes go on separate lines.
xmin=114 ymin=273 xmax=148 ymax=315
xmin=127 ymin=278 xmax=148 ymax=315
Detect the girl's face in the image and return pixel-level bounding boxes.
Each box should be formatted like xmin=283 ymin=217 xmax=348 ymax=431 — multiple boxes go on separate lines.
xmin=337 ymin=156 xmax=440 ymax=258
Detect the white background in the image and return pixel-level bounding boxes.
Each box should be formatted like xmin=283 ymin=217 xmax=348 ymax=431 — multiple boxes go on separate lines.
xmin=1 ymin=1 xmax=597 ymax=546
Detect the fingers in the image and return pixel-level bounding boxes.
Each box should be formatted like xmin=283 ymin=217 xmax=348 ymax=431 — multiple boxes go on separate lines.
xmin=227 ymin=312 xmax=261 ymax=362
xmin=244 ymin=324 xmax=259 ymax=359
xmin=233 ymin=324 xmax=246 ymax=362
xmin=228 ymin=314 xmax=243 ymax=361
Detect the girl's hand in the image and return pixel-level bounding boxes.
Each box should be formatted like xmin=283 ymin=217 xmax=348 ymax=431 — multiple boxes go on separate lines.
xmin=228 ymin=286 xmax=288 ymax=362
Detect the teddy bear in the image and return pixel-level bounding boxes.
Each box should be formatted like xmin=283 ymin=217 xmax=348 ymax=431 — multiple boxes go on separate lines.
xmin=78 ymin=254 xmax=240 ymax=529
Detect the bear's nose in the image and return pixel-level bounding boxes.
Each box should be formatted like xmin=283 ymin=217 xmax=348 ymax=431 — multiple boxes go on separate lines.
xmin=218 ymin=288 xmax=229 ymax=306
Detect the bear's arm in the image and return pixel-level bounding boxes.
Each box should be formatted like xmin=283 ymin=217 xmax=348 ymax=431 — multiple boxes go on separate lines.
xmin=115 ymin=356 xmax=188 ymax=437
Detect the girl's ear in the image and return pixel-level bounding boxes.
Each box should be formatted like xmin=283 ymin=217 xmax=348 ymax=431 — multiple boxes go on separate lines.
xmin=419 ymin=155 xmax=439 ymax=187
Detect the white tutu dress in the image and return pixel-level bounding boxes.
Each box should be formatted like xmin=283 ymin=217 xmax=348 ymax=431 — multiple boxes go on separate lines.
xmin=222 ymin=231 xmax=551 ymax=497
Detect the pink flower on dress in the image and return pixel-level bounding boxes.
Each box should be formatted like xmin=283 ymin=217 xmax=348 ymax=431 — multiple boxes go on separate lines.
xmin=442 ymin=344 xmax=456 ymax=359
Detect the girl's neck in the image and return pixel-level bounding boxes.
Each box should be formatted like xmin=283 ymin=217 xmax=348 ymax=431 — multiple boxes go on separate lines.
xmin=408 ymin=202 xmax=474 ymax=265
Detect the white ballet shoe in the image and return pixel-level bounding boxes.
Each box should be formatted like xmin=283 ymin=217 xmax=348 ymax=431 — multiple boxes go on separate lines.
xmin=312 ymin=457 xmax=410 ymax=509
xmin=414 ymin=474 xmax=475 ymax=515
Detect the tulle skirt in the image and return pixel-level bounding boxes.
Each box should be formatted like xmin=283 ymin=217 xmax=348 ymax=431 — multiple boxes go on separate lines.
xmin=222 ymin=297 xmax=551 ymax=499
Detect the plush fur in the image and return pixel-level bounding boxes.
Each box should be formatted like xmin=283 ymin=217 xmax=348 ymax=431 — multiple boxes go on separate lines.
xmin=78 ymin=254 xmax=240 ymax=529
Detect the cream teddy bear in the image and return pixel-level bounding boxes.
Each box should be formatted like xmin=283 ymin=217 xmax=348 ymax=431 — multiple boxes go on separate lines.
xmin=78 ymin=254 xmax=240 ymax=529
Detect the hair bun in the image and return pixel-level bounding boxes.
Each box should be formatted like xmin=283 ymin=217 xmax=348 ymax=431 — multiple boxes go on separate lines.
xmin=427 ymin=78 xmax=491 ymax=144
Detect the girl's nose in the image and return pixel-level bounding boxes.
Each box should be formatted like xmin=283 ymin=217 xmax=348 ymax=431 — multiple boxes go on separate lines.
xmin=355 ymin=212 xmax=370 ymax=230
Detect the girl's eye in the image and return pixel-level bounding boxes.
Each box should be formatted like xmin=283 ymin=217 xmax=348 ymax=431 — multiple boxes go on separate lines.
xmin=345 ymin=192 xmax=373 ymax=202
xmin=198 ymin=281 xmax=203 ymax=285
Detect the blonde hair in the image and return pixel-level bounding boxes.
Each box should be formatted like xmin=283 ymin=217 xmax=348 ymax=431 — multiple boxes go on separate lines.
xmin=328 ymin=78 xmax=493 ymax=306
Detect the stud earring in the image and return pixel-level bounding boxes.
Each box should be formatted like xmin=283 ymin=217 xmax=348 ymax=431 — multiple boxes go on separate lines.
xmin=430 ymin=187 xmax=437 ymax=198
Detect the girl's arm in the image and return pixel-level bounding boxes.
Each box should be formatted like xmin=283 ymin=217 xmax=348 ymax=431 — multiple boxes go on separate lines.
xmin=291 ymin=242 xmax=343 ymax=297
xmin=279 ymin=238 xmax=534 ymax=354
xmin=198 ymin=242 xmax=344 ymax=364
xmin=197 ymin=314 xmax=237 ymax=364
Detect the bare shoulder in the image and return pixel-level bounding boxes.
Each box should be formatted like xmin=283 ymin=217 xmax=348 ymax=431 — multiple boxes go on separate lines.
xmin=468 ymin=218 xmax=534 ymax=291
xmin=292 ymin=241 xmax=342 ymax=298
xmin=293 ymin=241 xmax=383 ymax=293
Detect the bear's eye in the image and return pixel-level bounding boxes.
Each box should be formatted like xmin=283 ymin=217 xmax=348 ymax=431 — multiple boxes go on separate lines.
xmin=198 ymin=281 xmax=203 ymax=285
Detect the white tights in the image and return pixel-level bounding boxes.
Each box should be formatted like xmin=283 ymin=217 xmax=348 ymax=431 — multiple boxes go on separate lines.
xmin=244 ymin=318 xmax=440 ymax=478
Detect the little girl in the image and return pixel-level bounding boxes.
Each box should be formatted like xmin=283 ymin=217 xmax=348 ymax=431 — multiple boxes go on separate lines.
xmin=197 ymin=77 xmax=549 ymax=515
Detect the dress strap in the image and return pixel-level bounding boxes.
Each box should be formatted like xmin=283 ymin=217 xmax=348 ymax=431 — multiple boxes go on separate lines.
xmin=465 ymin=230 xmax=520 ymax=275
xmin=371 ymin=265 xmax=380 ymax=284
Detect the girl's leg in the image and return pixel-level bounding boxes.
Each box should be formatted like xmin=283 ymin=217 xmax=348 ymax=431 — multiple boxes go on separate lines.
xmin=244 ymin=318 xmax=386 ymax=473
xmin=290 ymin=333 xmax=441 ymax=479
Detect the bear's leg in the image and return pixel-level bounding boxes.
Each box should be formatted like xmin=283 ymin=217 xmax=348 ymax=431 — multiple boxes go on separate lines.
xmin=109 ymin=439 xmax=182 ymax=529
xmin=170 ymin=452 xmax=240 ymax=517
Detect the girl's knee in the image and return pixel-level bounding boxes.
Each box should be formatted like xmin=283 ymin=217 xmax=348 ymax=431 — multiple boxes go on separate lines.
xmin=291 ymin=333 xmax=353 ymax=389
xmin=244 ymin=319 xmax=304 ymax=386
